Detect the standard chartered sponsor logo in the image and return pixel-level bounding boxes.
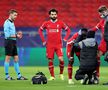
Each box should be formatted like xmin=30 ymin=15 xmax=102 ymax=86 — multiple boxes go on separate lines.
xmin=49 ymin=29 xmax=59 ymax=32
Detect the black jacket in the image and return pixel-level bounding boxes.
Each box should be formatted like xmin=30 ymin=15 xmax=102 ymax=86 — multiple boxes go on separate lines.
xmin=79 ymin=38 xmax=98 ymax=71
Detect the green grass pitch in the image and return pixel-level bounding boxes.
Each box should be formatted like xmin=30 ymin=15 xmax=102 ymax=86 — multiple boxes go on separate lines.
xmin=0 ymin=66 xmax=108 ymax=90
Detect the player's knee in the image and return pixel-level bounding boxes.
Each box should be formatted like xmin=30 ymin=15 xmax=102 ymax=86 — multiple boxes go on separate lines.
xmin=14 ymin=56 xmax=19 ymax=62
xmin=48 ymin=58 xmax=53 ymax=62
xmin=5 ymin=56 xmax=11 ymax=62
xmin=68 ymin=57 xmax=74 ymax=65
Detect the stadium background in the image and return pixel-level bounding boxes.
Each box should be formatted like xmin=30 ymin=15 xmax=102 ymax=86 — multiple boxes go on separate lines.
xmin=0 ymin=0 xmax=108 ymax=66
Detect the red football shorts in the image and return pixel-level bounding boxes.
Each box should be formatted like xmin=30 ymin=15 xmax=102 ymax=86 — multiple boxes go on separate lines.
xmin=46 ymin=44 xmax=63 ymax=59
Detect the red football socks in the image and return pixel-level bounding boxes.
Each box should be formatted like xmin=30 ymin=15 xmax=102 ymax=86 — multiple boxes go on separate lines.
xmin=68 ymin=64 xmax=72 ymax=79
xmin=48 ymin=61 xmax=54 ymax=77
xmin=59 ymin=61 xmax=64 ymax=74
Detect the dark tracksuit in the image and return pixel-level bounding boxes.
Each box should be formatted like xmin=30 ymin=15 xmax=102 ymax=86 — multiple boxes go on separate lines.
xmin=75 ymin=38 xmax=98 ymax=81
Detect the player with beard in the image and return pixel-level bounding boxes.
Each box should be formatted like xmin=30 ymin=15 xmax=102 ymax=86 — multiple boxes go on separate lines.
xmin=38 ymin=9 xmax=71 ymax=80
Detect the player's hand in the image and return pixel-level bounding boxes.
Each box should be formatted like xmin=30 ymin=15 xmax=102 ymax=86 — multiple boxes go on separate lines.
xmin=72 ymin=39 xmax=75 ymax=43
xmin=43 ymin=41 xmax=46 ymax=46
xmin=63 ymin=39 xmax=67 ymax=42
xmin=17 ymin=31 xmax=23 ymax=39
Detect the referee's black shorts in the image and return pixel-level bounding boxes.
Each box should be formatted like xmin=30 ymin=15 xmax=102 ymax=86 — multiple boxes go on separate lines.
xmin=4 ymin=39 xmax=18 ymax=56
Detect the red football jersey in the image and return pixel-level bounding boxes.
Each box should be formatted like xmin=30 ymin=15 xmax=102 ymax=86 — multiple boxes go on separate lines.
xmin=92 ymin=19 xmax=105 ymax=38
xmin=38 ymin=20 xmax=71 ymax=45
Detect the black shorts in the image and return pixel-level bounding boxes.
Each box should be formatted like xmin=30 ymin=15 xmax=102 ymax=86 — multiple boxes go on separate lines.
xmin=4 ymin=39 xmax=18 ymax=56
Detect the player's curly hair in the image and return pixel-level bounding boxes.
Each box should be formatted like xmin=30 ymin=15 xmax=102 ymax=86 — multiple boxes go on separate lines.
xmin=98 ymin=5 xmax=108 ymax=12
xmin=49 ymin=8 xmax=58 ymax=15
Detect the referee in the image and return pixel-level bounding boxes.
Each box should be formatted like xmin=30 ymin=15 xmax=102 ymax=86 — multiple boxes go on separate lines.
xmin=3 ymin=9 xmax=27 ymax=80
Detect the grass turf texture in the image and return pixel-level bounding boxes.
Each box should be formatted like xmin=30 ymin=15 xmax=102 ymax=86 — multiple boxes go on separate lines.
xmin=0 ymin=66 xmax=108 ymax=90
